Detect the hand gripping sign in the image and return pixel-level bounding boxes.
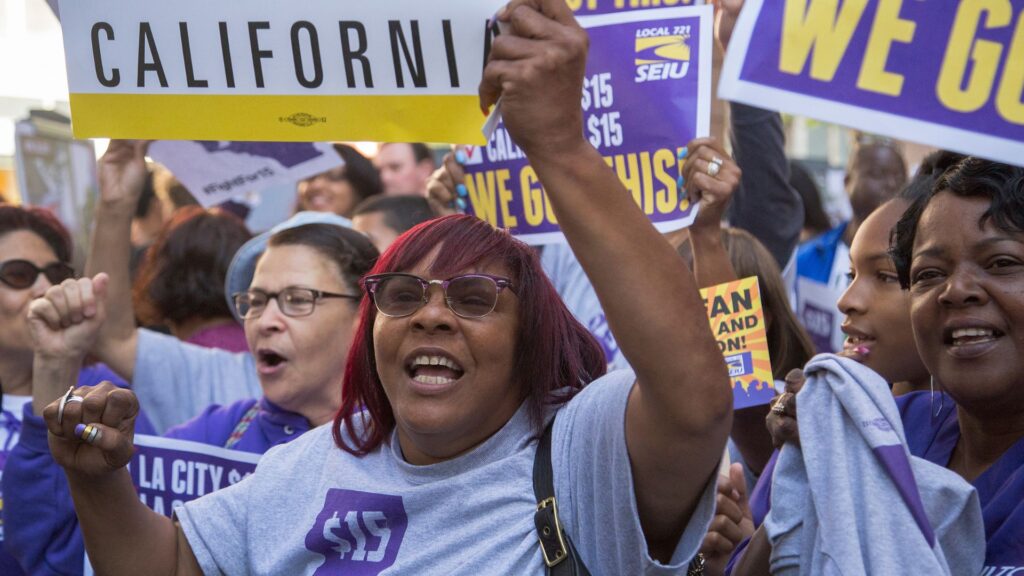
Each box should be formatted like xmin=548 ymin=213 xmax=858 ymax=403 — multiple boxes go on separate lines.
xmin=462 ymin=6 xmax=713 ymax=244
xmin=700 ymin=277 xmax=776 ymax=410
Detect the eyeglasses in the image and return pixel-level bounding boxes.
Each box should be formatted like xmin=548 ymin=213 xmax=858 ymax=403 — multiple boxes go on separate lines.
xmin=232 ymin=287 xmax=360 ymax=319
xmin=0 ymin=259 xmax=75 ymax=289
xmin=363 ymin=273 xmax=516 ymax=319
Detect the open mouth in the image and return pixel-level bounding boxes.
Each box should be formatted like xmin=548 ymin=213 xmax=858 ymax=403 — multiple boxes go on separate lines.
xmin=944 ymin=327 xmax=1004 ymax=347
xmin=843 ymin=334 xmax=875 ymax=348
xmin=257 ymin=349 xmax=288 ymax=371
xmin=841 ymin=326 xmax=875 ymax=356
xmin=406 ymin=354 xmax=465 ymax=386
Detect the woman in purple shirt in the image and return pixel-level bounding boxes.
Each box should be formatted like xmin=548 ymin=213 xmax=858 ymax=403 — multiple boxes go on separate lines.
xmin=732 ymin=156 xmax=1024 ymax=574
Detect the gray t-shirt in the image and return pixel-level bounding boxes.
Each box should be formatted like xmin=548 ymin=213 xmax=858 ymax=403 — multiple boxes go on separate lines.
xmin=133 ymin=329 xmax=260 ymax=433
xmin=176 ymin=370 xmax=716 ymax=575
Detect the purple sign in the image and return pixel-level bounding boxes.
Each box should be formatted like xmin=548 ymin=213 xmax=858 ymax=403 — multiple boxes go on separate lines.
xmin=128 ymin=435 xmax=260 ymax=517
xmin=568 ymin=0 xmax=706 ymax=16
xmin=720 ymin=0 xmax=1024 ymax=166
xmin=801 ymin=300 xmax=837 ymax=355
xmin=304 ymin=489 xmax=408 ymax=576
xmin=463 ymin=6 xmax=712 ymax=244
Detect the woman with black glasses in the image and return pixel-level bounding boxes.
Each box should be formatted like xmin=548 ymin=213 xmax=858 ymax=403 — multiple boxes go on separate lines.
xmin=0 ymin=205 xmax=132 ymax=575
xmin=39 ymin=1 xmax=730 ymax=573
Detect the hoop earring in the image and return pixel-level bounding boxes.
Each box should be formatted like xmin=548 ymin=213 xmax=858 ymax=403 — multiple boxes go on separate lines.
xmin=930 ymin=376 xmax=945 ymax=421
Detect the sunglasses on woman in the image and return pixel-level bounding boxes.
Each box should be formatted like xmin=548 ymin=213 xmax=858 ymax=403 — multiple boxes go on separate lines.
xmin=363 ymin=273 xmax=516 ymax=319
xmin=0 ymin=259 xmax=75 ymax=289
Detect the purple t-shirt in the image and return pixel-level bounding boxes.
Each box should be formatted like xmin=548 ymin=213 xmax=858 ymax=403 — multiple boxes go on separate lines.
xmin=186 ymin=323 xmax=249 ymax=354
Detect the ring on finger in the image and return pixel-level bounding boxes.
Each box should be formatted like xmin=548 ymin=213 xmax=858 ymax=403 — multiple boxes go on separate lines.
xmin=707 ymin=157 xmax=723 ymax=178
xmin=57 ymin=385 xmax=82 ymax=425
xmin=81 ymin=424 xmax=102 ymax=445
xmin=771 ymin=394 xmax=788 ymax=415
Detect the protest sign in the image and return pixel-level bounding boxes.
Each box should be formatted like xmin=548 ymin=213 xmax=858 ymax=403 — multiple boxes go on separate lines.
xmin=797 ymin=276 xmax=846 ymax=354
xmin=463 ymin=6 xmax=712 ymax=244
xmin=701 ymin=277 xmax=775 ymax=410
xmin=719 ymin=0 xmax=1024 ymax=166
xmin=127 ymin=434 xmax=260 ymax=517
xmin=147 ymin=141 xmax=342 ymax=207
xmin=14 ymin=116 xmax=98 ymax=262
xmin=569 ymin=0 xmax=704 ymax=16
xmin=58 ymin=0 xmax=504 ymax=143
xmin=83 ymin=435 xmax=261 ymax=575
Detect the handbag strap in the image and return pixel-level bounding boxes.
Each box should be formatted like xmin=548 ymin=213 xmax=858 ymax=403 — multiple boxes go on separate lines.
xmin=533 ymin=420 xmax=590 ymax=576
xmin=533 ymin=419 xmax=705 ymax=576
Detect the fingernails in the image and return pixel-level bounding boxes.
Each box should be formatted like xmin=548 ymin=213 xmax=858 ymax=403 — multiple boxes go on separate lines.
xmin=678 ymin=146 xmax=688 ymax=160
xmin=456 ymin=184 xmax=469 ymax=198
xmin=455 ymin=198 xmax=467 ymax=212
xmin=75 ymin=423 xmax=86 ymax=437
xmin=455 ymin=150 xmax=468 ymax=165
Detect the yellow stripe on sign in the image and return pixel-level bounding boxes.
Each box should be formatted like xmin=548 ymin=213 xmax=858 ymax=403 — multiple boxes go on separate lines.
xmin=69 ymin=94 xmax=487 ymax=144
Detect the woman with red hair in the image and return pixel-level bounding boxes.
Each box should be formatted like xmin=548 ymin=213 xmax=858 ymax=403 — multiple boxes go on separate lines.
xmin=41 ymin=1 xmax=732 ymax=573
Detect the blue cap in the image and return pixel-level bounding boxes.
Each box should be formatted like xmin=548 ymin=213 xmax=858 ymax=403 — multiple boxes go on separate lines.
xmin=224 ymin=211 xmax=352 ymax=323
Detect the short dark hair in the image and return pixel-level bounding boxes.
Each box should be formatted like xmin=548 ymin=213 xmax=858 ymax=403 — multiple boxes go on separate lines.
xmin=790 ymin=160 xmax=830 ymax=237
xmin=892 ymin=157 xmax=1024 ymax=288
xmin=352 ymin=195 xmax=438 ymax=236
xmin=333 ymin=144 xmax=382 ymax=203
xmin=0 ymin=205 xmax=72 ymax=263
xmin=410 ymin=143 xmax=433 ymax=164
xmin=134 ymin=206 xmax=253 ymax=325
xmin=897 ymin=150 xmax=965 ymax=203
xmin=267 ymin=223 xmax=379 ymax=294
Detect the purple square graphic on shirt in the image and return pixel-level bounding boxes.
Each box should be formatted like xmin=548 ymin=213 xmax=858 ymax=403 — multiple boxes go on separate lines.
xmin=304 ymin=489 xmax=408 ymax=575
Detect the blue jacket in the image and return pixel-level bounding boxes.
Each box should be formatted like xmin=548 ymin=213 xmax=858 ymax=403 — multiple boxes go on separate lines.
xmin=0 ymin=365 xmax=137 ymax=576
xmin=796 ymin=222 xmax=848 ymax=285
xmin=2 ymin=393 xmax=308 ymax=575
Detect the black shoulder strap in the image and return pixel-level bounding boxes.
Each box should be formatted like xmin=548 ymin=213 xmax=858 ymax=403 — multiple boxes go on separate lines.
xmin=533 ymin=420 xmax=590 ymax=576
xmin=533 ymin=420 xmax=706 ymax=576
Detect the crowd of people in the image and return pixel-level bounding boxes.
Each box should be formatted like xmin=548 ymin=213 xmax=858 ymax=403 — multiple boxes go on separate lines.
xmin=0 ymin=0 xmax=1020 ymax=574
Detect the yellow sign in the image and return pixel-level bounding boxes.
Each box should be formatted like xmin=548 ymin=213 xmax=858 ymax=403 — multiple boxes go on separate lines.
xmin=700 ymin=277 xmax=775 ymax=409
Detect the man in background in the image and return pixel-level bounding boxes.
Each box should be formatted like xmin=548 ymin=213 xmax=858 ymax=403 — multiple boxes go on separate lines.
xmin=351 ymin=195 xmax=438 ymax=253
xmin=375 ymin=143 xmax=435 ymax=196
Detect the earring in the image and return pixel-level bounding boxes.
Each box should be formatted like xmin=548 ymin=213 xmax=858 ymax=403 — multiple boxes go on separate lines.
xmin=930 ymin=376 xmax=945 ymax=421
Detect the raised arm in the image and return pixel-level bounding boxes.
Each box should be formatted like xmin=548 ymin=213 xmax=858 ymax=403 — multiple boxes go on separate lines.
xmin=84 ymin=140 xmax=150 ymax=379
xmin=27 ymin=274 xmax=203 ymax=575
xmin=717 ymin=0 xmax=802 ymax=270
xmin=483 ymin=0 xmax=731 ymax=559
xmin=683 ymin=137 xmax=742 ymax=289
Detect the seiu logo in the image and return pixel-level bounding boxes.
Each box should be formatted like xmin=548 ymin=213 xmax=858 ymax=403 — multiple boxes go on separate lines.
xmin=725 ymin=352 xmax=753 ymax=378
xmin=635 ymin=30 xmax=691 ymax=84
